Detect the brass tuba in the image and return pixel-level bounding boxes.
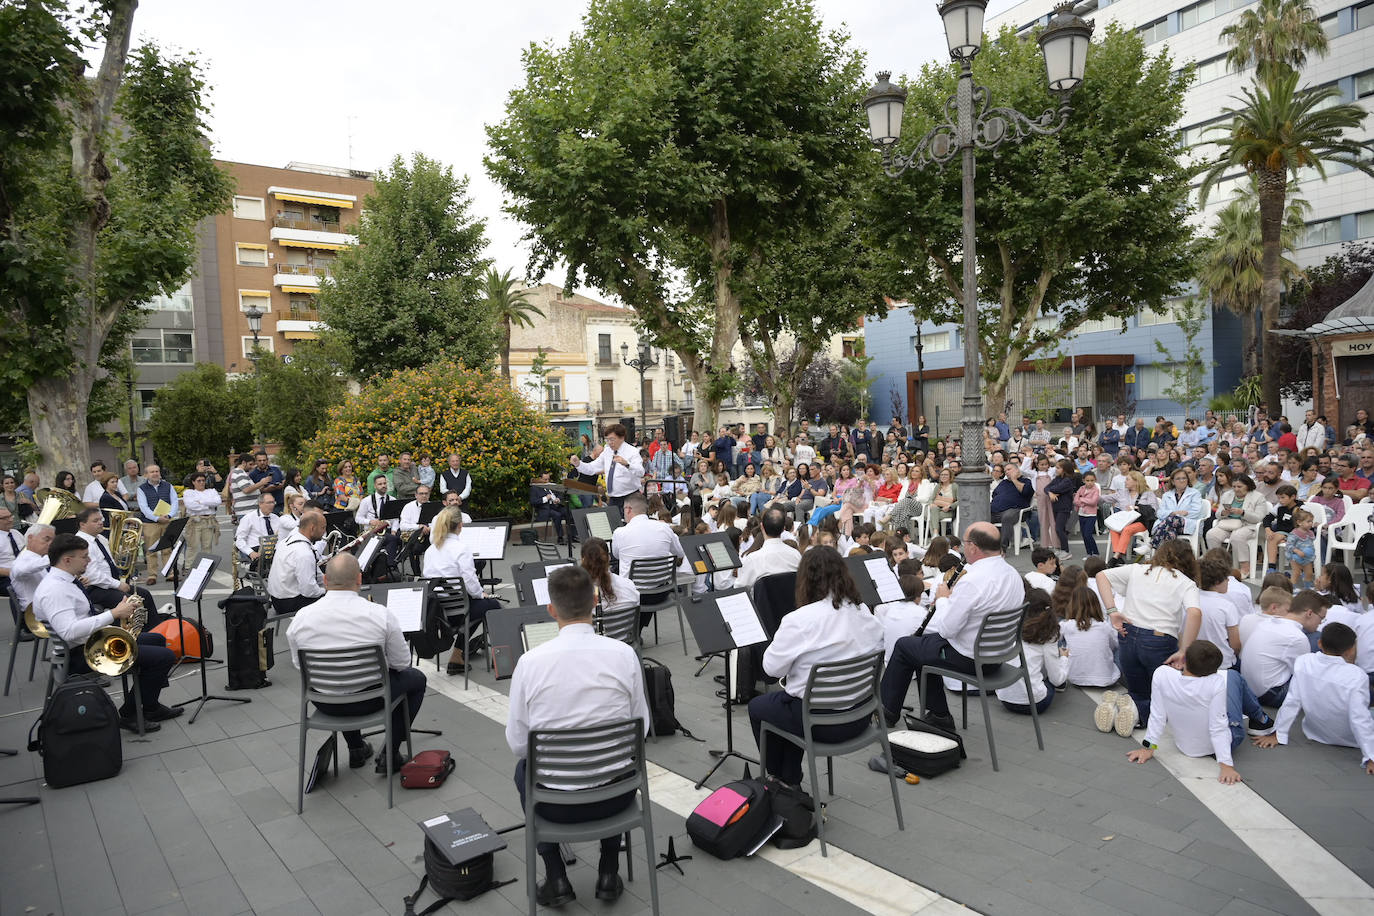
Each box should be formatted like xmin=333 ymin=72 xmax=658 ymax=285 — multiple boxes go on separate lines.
xmin=106 ymin=509 xmax=144 ymax=581
xmin=34 ymin=488 xmax=83 ymax=525
xmin=84 ymin=595 xmax=147 ymax=676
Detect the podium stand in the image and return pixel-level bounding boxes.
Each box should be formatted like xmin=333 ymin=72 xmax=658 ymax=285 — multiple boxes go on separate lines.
xmin=683 ymin=588 xmax=768 ymax=788
xmin=172 ymin=552 xmax=251 ymax=723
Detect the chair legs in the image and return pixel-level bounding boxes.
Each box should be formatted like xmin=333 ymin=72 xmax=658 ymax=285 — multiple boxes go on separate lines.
xmin=674 ymin=604 xmax=688 ymax=656
xmin=876 ymin=729 xmax=905 ymax=832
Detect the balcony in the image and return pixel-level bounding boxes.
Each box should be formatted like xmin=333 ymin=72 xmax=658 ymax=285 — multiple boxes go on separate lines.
xmin=270 ymin=218 xmax=355 ymax=251
xmin=280 ymin=306 xmax=321 ymax=322
xmin=545 ymin=400 xmax=569 ymax=413
xmin=273 ymin=263 xmax=333 ymax=292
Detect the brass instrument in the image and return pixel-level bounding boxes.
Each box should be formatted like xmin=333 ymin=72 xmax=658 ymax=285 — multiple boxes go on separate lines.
xmin=22 ymin=606 xmax=50 ymax=639
xmin=34 ymin=488 xmax=83 ymax=525
xmin=106 ymin=509 xmax=144 ymax=582
xmin=84 ymin=594 xmax=147 ymax=676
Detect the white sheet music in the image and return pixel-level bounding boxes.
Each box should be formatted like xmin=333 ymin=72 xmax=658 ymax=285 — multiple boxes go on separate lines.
xmin=532 ymin=577 xmax=550 ymax=605
xmin=357 ymin=538 xmax=382 ymax=573
xmin=160 ymin=541 xmax=185 ymax=579
xmin=176 ymin=557 xmax=214 ymax=601
xmin=521 ymin=621 xmax=559 ymax=651
xmin=865 ymin=556 xmax=905 ymax=604
xmin=459 ymin=525 xmax=507 ymax=559
xmin=706 ymin=541 xmax=736 ymax=570
xmin=386 ymin=586 xmax=425 ymax=633
xmin=586 ymin=512 xmax=613 ymax=540
xmin=717 ymin=592 xmax=767 ymax=648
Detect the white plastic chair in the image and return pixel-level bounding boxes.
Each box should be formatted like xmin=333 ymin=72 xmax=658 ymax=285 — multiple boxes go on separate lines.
xmin=1308 ymin=502 xmax=1331 ymax=577
xmin=1011 ymin=507 xmax=1034 ymax=556
xmin=1325 ymin=502 xmax=1374 ymax=567
xmin=1245 ymin=503 xmax=1276 ymax=584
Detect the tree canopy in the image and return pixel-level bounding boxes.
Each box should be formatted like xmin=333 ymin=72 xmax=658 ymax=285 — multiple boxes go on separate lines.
xmin=146 ymin=364 xmax=254 ymax=477
xmin=317 ymin=153 xmax=495 ymax=379
xmin=866 ymin=23 xmax=1197 ymax=413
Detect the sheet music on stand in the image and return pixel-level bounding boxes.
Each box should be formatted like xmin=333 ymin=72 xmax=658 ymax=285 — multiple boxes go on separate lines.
xmin=459 ymin=524 xmax=507 ymax=559
xmin=716 ymin=592 xmax=768 ymax=647
xmin=357 ymin=537 xmax=382 ymax=573
xmin=177 ymin=555 xmax=216 ymax=602
xmin=864 ymin=555 xmax=906 ymax=604
xmin=382 ymin=584 xmax=425 ymax=633
xmin=532 ymin=577 xmax=550 ymax=606
xmin=160 ymin=540 xmax=186 ymax=579
xmin=587 ymin=512 xmax=614 ymax=540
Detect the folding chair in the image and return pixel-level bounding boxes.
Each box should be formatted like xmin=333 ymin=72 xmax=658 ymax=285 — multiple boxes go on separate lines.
xmin=427 ymin=576 xmax=485 ymax=688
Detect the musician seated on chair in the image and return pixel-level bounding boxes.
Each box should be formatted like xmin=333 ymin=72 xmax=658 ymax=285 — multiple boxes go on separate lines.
xmin=422 ymin=507 xmax=500 ymax=676
xmin=1 ymin=506 xmax=23 ymax=600
xmin=440 ymin=488 xmax=472 ymax=520
xmin=234 ymin=494 xmax=280 ymax=566
xmin=354 ymin=473 xmax=401 ymax=564
xmin=34 ymin=534 xmax=181 ymax=731
xmin=267 ymin=508 xmax=327 ymax=618
xmin=286 ymin=553 xmax=426 ymax=775
xmin=505 ymin=564 xmax=649 ymax=907
xmin=610 ymin=494 xmax=684 ymax=630
xmin=747 ymin=546 xmax=883 ymax=786
xmin=11 ymin=523 xmax=54 ymax=612
xmin=399 ymin=484 xmax=433 ymax=541
xmin=74 ymin=508 xmax=162 ymax=626
xmin=530 ymin=472 xmax=572 ymax=544
xmin=878 ymin=522 xmax=1024 ymax=732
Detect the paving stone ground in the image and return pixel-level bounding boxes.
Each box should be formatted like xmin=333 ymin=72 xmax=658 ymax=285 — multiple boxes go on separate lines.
xmin=2 ymin=529 xmax=1370 ymax=915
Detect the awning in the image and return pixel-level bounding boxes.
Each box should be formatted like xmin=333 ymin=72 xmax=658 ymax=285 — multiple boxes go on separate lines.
xmin=279 ymin=285 xmax=319 ymax=294
xmin=282 ymin=330 xmax=320 ymax=340
xmin=271 ymin=191 xmax=354 ymax=209
xmin=1274 ymin=316 xmax=1374 ymax=338
xmin=236 ymin=242 xmax=267 ymax=250
xmin=238 ymin=289 xmax=271 ymax=298
xmin=275 ymin=238 xmax=349 ymax=250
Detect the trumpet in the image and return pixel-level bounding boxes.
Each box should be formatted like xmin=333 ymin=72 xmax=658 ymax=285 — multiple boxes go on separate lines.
xmin=85 ymin=594 xmax=148 ymax=676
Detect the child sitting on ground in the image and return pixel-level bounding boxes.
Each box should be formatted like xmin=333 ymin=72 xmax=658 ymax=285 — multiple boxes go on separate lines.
xmin=1284 ymin=508 xmax=1318 ymax=590
xmin=1060 ymin=584 xmax=1120 ymax=688
xmin=996 ymin=587 xmax=1069 ymax=715
xmin=1252 ymin=622 xmax=1374 ymax=774
xmin=1240 ymin=589 xmax=1322 ymax=707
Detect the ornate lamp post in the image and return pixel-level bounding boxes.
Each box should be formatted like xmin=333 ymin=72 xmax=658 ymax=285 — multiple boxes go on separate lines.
xmin=621 ymin=339 xmax=659 ymax=439
xmin=864 ymin=0 xmax=1090 ymax=529
xmin=244 ymin=304 xmax=265 ymax=448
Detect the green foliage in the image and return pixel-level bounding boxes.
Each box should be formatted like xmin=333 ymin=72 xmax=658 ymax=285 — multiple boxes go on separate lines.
xmin=317 ymin=153 xmax=495 ymax=379
xmin=1221 ymin=0 xmax=1329 ymax=86
xmin=146 ymin=364 xmax=254 ymax=478
xmin=1155 ymin=299 xmax=1212 ymax=419
xmin=868 ymin=24 xmax=1197 ymax=408
xmin=301 ymin=363 xmax=569 ymax=519
xmin=253 ymin=341 xmax=350 ymax=465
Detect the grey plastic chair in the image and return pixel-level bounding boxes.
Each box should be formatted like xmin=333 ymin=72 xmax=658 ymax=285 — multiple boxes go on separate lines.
xmin=594 ymin=602 xmax=642 ymax=652
xmin=758 ymin=651 xmax=904 ymax=857
xmin=920 ymin=602 xmax=1043 ymax=772
xmin=427 ymin=576 xmax=485 ymax=688
xmin=627 ymin=557 xmax=685 ymax=655
xmin=296 ymin=646 xmax=411 ymax=813
xmin=534 ymin=540 xmax=564 ymax=563
xmin=3 ymin=585 xmax=45 ymax=696
xmin=524 ymin=718 xmax=659 ymax=915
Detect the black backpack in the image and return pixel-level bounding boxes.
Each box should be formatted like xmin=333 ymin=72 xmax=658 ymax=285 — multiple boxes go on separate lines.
xmin=27 ymin=675 xmax=122 ymax=788
xmin=221 ymin=588 xmax=272 ymax=690
xmin=641 ymin=658 xmax=698 ymax=740
xmin=763 ymin=777 xmax=818 ymax=849
xmin=409 ymin=596 xmax=456 ymax=661
xmin=687 ymin=777 xmax=774 ymax=859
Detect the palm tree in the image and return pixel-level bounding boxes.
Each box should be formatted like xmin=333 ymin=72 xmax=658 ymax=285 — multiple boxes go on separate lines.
xmin=1198 ymin=71 xmax=1374 ymax=413
xmin=1221 ymin=0 xmax=1329 ymax=85
xmin=481 ymin=267 xmax=544 ymax=384
xmin=1198 ymin=185 xmax=1307 ymax=376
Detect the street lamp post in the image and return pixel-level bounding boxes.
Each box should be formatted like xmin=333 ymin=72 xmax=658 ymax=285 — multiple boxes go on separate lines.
xmin=864 ymin=0 xmax=1090 ymax=529
xmin=244 ymin=304 xmax=264 ymax=450
xmin=621 ymin=339 xmax=659 ymax=441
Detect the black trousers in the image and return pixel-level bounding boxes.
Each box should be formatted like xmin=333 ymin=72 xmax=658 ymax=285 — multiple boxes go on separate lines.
xmin=270 ymin=593 xmax=320 ymax=619
xmin=314 ymin=667 xmax=427 ymax=754
xmin=514 ymin=758 xmax=635 ymax=877
xmin=85 ymin=584 xmax=163 ymax=626
xmin=69 ymin=632 xmax=175 ymax=712
xmin=535 ymin=505 xmax=572 ymax=538
xmin=608 ymin=494 xmax=627 ymax=508
xmin=747 ymin=691 xmax=869 ymax=785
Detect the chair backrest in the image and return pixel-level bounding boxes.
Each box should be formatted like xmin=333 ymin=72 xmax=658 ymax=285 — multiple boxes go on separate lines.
xmin=627 ymin=556 xmax=677 ymax=592
xmin=526 ymin=718 xmax=645 ymax=808
xmin=1144 ymin=476 xmax=1160 ymax=492
xmin=534 ymin=541 xmax=563 ymax=562
xmin=6 ymin=584 xmax=21 ymax=623
xmin=298 ymin=645 xmax=388 ymax=705
xmin=1308 ymin=502 xmax=1329 ymax=526
xmin=752 ymin=572 xmax=798 ymax=636
xmin=426 ymin=576 xmax=470 ymax=618
xmin=801 ymin=651 xmax=883 ymax=727
xmin=971 ymin=602 xmax=1031 ymax=666
xmin=595 ymin=602 xmax=640 ymax=648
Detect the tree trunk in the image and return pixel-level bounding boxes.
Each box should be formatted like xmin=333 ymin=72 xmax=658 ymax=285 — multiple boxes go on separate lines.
xmin=684 ymin=360 xmax=719 ymax=435
xmin=1242 ymin=311 xmax=1259 ymax=377
xmin=29 ymin=372 xmax=98 ymax=482
xmin=1257 ymin=172 xmax=1286 ymax=416
xmin=501 ymin=317 xmax=512 ymax=382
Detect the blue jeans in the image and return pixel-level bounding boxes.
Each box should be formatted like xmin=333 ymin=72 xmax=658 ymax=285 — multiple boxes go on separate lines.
xmin=1225 ymin=668 xmax=1266 ymax=748
xmin=749 ymin=492 xmax=773 ymax=515
xmin=1119 ymin=624 xmax=1178 ymax=726
xmin=1257 ymin=681 xmax=1289 ymax=708
xmin=1001 ymin=680 xmax=1055 ymax=715
xmin=1078 ymin=516 xmax=1099 ymax=556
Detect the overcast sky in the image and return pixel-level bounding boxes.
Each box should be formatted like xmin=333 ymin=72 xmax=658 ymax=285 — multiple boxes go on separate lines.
xmin=130 ymin=0 xmax=1021 ymax=291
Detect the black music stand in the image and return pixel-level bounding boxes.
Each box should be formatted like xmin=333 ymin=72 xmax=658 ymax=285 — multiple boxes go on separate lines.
xmin=510 ymin=559 xmax=574 ymax=606
xmin=679 ymin=532 xmax=742 ymax=577
xmin=171 ymin=552 xmax=250 ymax=723
xmin=485 ymin=604 xmax=558 ymax=680
xmin=419 ymin=502 xmax=443 ymax=524
xmin=379 ymin=499 xmax=406 ymax=522
xmin=683 ymin=588 xmax=767 ymax=788
xmin=571 ymin=506 xmax=623 ymax=544
xmin=843 ymin=554 xmax=907 ymax=611
xmin=359 ymin=581 xmax=442 ymax=739
xmin=0 ymin=748 xmax=39 ymax=806
xmin=323 ymin=510 xmax=353 ymax=534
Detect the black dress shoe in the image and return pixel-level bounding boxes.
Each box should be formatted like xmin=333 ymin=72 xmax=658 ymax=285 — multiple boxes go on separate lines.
xmin=594 ymin=872 xmax=624 ymax=902
xmin=375 ymin=751 xmax=409 ymax=775
xmin=922 ymin=712 xmax=957 ymax=733
xmin=446 ymin=659 xmax=465 ymax=675
xmin=145 ymin=704 xmax=185 ymax=722
xmin=536 ymin=875 xmax=576 ymax=907
xmin=119 ymin=717 xmax=161 ymax=733
xmin=348 ymin=740 xmax=374 ymax=769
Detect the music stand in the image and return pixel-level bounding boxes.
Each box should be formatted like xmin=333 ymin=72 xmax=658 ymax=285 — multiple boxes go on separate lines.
xmin=323 ymin=510 xmax=352 ymax=535
xmin=683 ymin=588 xmax=767 ymax=788
xmin=571 ymin=506 xmax=623 ymax=544
xmin=150 ymin=516 xmax=188 ymax=558
xmin=0 ymin=748 xmax=38 ymax=806
xmin=461 ymin=521 xmax=510 ymax=598
xmin=172 ymin=552 xmax=251 ymax=724
xmin=843 ymin=554 xmax=907 ymax=611
xmin=419 ymin=502 xmax=443 ymax=524
xmin=679 ymin=532 xmax=742 ymax=576
xmin=359 ymin=581 xmax=442 ymax=738
xmin=510 ymin=560 xmax=574 ymax=605
xmin=379 ymin=499 xmax=406 ymax=521
xmin=485 ymin=604 xmax=558 ymax=679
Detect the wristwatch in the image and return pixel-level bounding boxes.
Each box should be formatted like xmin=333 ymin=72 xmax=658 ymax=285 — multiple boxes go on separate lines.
xmin=1141 ymin=739 xmax=1158 ymax=750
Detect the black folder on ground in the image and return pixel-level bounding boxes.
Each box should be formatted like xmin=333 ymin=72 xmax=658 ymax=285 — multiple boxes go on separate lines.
xmin=420 ymin=807 xmax=507 ymax=866
xmin=305 ymin=736 xmax=336 ymax=794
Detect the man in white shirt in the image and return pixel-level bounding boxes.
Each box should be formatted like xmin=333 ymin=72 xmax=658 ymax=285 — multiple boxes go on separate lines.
xmin=0 ymin=507 xmax=21 ymax=601
xmin=287 ymin=553 xmax=426 ymax=773
xmin=355 ymin=473 xmax=401 ymax=566
xmin=1127 ymin=641 xmax=1242 ymax=784
xmin=437 ymin=452 xmax=473 ymax=501
xmin=267 ymin=509 xmax=327 ymax=618
xmin=505 ymin=565 xmax=649 ymax=907
xmin=235 ymin=494 xmax=279 ymax=563
xmin=794 ymin=436 xmax=816 ymax=467
xmin=116 ymin=459 xmax=144 ymax=499
xmin=611 ymin=494 xmax=684 ymax=625
xmin=1296 ymin=410 xmax=1327 ymax=454
xmin=571 ymin=423 xmax=644 ymax=507
xmin=1241 ymin=590 xmax=1321 ymax=706
xmin=75 ymin=507 xmax=159 ymax=622
xmin=1252 ymin=623 xmax=1374 ymax=773
xmin=736 ymin=508 xmax=801 ymax=589
xmin=34 ymin=534 xmax=180 ymax=728
xmin=880 ymin=523 xmax=1024 ymax=729
xmin=11 ymin=524 xmax=54 ymax=611
xmin=81 ymin=460 xmax=108 ymax=506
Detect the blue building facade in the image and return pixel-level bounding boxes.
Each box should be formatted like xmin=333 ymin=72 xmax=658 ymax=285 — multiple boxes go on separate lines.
xmin=865 ymin=301 xmax=1246 ymax=439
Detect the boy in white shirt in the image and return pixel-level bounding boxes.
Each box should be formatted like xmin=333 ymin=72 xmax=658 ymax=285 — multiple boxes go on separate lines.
xmin=1252 ymin=622 xmax=1374 ymax=774
xmin=1025 ymin=547 xmax=1058 ymax=593
xmin=1241 ymin=589 xmax=1322 ymax=707
xmin=1127 ymin=641 xmax=1245 ymax=784
xmin=1197 ymin=555 xmax=1243 ymax=670
xmin=874 ymin=559 xmax=928 ymax=662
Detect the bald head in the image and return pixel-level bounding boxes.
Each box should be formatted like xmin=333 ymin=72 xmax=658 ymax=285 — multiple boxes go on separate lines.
xmin=963 ymin=522 xmax=1001 ymax=558
xmin=299 ymin=508 xmax=326 ymax=540
xmin=324 ymin=553 xmax=362 ymax=589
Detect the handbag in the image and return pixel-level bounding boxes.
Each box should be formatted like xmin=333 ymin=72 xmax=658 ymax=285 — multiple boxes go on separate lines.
xmin=1104 ymin=510 xmax=1139 ymax=533
xmin=401 ymin=749 xmax=456 ymax=789
xmin=1215 ymin=517 xmax=1245 ymax=533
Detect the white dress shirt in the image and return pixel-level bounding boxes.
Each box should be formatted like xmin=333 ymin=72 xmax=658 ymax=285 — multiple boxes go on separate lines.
xmin=182 ymin=487 xmax=222 ymax=516
xmin=763 ymin=597 xmax=884 ymax=698
xmin=276 ymin=512 xmax=299 ymax=541
xmin=1143 ymin=667 xmax=1233 ymax=766
xmin=1197 ymin=592 xmax=1242 ymax=670
xmin=611 ymin=514 xmax=684 ymax=573
xmin=11 ymin=549 xmax=50 ymax=609
xmin=355 ymin=492 xmax=397 ymax=531
xmin=33 ymin=567 xmax=112 ymax=648
xmin=996 ymin=640 xmax=1070 ymax=706
xmin=422 ymin=534 xmax=482 ymax=597
xmin=931 ymin=554 xmax=1025 ymax=659
xmin=505 ymin=622 xmax=650 ymax=775
xmin=1060 ymin=619 xmax=1120 ymax=687
xmin=735 ymin=538 xmax=802 ymax=589
xmin=267 ymin=531 xmax=324 ymax=600
xmin=576 ymin=441 xmax=645 ymax=498
xmin=234 ymin=510 xmax=277 ymax=555
xmin=285 ymin=589 xmax=410 ymax=681
xmin=1274 ymin=652 xmax=1374 ymax=766
xmin=0 ymin=528 xmax=21 ymax=575
xmin=1101 ymin=565 xmax=1201 ymax=636
xmin=875 ymin=599 xmax=926 ymax=662
xmin=77 ymin=531 xmax=123 ymax=590
xmin=1240 ymin=615 xmax=1311 ymax=695
xmin=1322 ymin=608 xmax=1374 ymax=675
xmin=81 ymin=479 xmax=105 ymax=504
xmin=399 ymin=499 xmax=428 ymax=532
xmin=598 ymin=572 xmax=640 ymax=613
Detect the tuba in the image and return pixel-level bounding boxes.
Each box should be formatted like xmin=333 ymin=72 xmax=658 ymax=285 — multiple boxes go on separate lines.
xmin=106 ymin=509 xmax=144 ymax=581
xmin=84 ymin=595 xmax=147 ymax=676
xmin=35 ymin=488 xmax=83 ymax=525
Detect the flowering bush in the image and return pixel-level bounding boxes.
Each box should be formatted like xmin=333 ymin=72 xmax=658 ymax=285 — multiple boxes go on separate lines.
xmin=301 ymin=363 xmax=570 ymax=519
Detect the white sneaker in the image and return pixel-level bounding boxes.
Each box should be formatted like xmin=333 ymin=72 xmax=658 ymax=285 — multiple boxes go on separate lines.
xmin=1093 ymin=690 xmax=1119 ymax=733
xmin=1114 ymin=695 xmax=1139 ymax=737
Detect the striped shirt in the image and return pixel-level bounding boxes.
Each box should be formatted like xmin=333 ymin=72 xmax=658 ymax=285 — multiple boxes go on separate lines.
xmin=229 ymin=468 xmax=257 ymax=517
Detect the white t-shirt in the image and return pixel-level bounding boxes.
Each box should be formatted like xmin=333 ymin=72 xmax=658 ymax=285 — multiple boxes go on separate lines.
xmin=996 ymin=640 xmax=1070 ymax=705
xmin=1101 ymin=564 xmax=1201 ymax=636
xmin=874 ymin=599 xmax=926 ymax=662
xmin=1025 ymin=571 xmax=1056 ymax=593
xmin=1059 ymin=618 xmax=1120 ymax=687
xmin=1322 ymin=606 xmax=1374 ymax=674
xmin=1239 ymin=615 xmax=1310 ymax=696
xmin=1143 ymin=667 xmax=1233 ymax=765
xmin=1197 ymin=591 xmax=1241 ymax=670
